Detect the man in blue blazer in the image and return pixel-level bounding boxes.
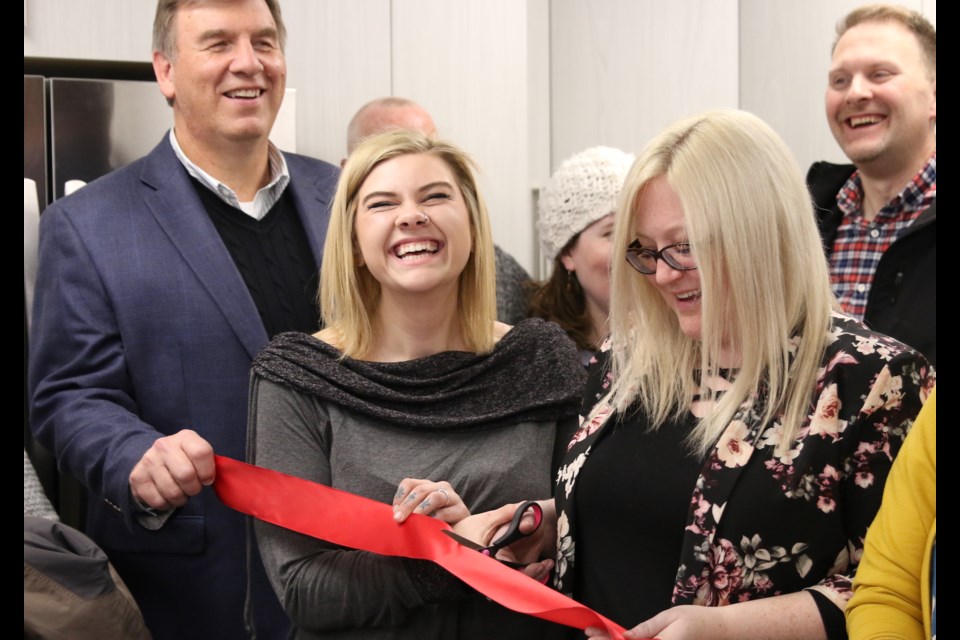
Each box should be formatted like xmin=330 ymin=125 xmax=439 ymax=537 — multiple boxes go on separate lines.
xmin=28 ymin=1 xmax=338 ymax=638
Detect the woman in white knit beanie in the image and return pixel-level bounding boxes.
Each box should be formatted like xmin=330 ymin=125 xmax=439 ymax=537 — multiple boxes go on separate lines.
xmin=529 ymin=146 xmax=635 ymax=363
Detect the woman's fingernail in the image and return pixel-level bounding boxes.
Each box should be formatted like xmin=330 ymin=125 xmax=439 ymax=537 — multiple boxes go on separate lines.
xmin=394 ymin=510 xmax=403 ymax=522
xmin=537 ymin=560 xmax=554 ymax=583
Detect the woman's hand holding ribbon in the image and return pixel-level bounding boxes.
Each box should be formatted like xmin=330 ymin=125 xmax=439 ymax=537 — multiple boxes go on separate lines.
xmin=393 ymin=478 xmax=470 ymax=524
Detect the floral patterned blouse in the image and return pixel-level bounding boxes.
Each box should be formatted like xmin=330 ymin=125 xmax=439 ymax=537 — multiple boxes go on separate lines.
xmin=553 ymin=314 xmax=935 ymax=630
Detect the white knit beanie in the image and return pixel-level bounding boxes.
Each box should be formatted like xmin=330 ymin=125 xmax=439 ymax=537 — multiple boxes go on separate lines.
xmin=537 ymin=146 xmax=635 ymax=262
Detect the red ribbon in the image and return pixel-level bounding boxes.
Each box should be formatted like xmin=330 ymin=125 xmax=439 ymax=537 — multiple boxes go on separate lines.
xmin=214 ymin=455 xmax=626 ymax=638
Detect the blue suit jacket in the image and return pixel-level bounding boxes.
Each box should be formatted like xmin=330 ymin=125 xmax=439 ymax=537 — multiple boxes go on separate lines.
xmin=29 ymin=136 xmax=339 ymax=639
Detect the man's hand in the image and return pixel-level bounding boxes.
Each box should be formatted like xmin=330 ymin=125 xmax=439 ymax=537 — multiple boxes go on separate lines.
xmin=129 ymin=429 xmax=215 ymax=510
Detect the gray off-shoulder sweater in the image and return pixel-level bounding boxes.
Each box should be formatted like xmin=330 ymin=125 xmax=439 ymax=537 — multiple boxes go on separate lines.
xmin=249 ymin=319 xmax=585 ymax=640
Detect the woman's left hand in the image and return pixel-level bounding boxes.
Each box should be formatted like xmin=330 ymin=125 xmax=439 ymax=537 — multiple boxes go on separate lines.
xmin=588 ymin=592 xmax=826 ymax=640
xmin=393 ymin=478 xmax=470 ymax=524
xmin=586 ymin=605 xmax=730 ymax=640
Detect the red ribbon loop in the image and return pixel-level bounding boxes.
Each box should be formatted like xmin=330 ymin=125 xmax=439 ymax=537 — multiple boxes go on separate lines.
xmin=214 ymin=455 xmax=626 ymax=638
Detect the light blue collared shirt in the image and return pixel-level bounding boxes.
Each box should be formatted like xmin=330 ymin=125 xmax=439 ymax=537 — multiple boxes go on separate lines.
xmin=168 ymin=129 xmax=290 ymax=220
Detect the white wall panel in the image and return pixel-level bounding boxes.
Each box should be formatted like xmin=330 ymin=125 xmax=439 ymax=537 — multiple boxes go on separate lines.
xmin=23 ymin=2 xmax=154 ymax=61
xmin=26 ymin=1 xmax=936 ymax=272
xmin=23 ymin=1 xmax=388 ymax=167
xmin=739 ymin=0 xmax=926 ymax=173
xmin=526 ymin=0 xmax=552 ymax=275
xmin=283 ymin=0 xmax=391 ymax=165
xmin=392 ymin=0 xmax=544 ymax=270
xmin=550 ymin=0 xmax=739 ymax=167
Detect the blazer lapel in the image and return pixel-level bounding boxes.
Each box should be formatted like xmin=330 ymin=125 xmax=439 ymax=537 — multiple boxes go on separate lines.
xmin=139 ymin=139 xmax=267 ymax=360
xmin=553 ymin=397 xmax=617 ymax=592
xmin=286 ymin=154 xmax=337 ymax=265
xmin=676 ymin=392 xmax=768 ymax=593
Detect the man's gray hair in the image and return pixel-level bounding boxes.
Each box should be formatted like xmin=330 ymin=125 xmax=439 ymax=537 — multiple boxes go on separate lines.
xmin=153 ymin=0 xmax=287 ymax=59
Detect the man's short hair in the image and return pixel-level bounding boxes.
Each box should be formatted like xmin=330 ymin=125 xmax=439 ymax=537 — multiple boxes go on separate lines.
xmin=153 ymin=0 xmax=287 ymax=59
xmin=834 ymin=4 xmax=936 ymax=78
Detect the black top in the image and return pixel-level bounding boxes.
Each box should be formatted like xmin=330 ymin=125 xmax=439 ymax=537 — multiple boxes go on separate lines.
xmin=574 ymin=408 xmax=702 ymax=628
xmin=553 ymin=314 xmax=933 ymax=640
xmin=193 ymin=178 xmax=320 ymax=337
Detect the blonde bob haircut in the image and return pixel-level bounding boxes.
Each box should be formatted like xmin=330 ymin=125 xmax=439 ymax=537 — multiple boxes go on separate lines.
xmin=320 ymin=130 xmax=497 ymax=358
xmin=606 ymin=110 xmax=836 ymax=457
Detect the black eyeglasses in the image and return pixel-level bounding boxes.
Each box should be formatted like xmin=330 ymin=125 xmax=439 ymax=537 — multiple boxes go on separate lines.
xmin=625 ymin=240 xmax=697 ymax=275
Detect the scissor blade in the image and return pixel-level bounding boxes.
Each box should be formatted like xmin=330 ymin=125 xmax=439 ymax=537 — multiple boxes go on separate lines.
xmin=441 ymin=530 xmax=527 ymax=569
xmin=441 ymin=529 xmax=485 ymax=551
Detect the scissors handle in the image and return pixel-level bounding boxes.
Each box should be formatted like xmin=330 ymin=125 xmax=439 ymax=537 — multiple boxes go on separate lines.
xmin=483 ymin=500 xmax=543 ymax=556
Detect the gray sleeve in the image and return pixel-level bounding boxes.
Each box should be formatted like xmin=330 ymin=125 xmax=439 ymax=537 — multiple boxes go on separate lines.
xmin=494 ymin=245 xmax=532 ymax=325
xmin=249 ymin=376 xmax=463 ymax=632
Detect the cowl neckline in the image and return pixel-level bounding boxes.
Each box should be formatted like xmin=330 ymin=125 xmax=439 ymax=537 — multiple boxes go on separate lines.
xmin=252 ymin=318 xmax=586 ymax=432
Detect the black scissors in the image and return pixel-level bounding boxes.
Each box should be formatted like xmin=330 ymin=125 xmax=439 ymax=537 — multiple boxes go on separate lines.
xmin=442 ymin=500 xmax=543 ymax=569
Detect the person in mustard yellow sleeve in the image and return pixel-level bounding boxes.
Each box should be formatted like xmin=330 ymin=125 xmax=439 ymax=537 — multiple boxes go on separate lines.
xmin=847 ymin=387 xmax=937 ymax=640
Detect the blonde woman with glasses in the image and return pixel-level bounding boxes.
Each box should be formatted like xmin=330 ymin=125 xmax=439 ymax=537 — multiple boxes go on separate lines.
xmin=452 ymin=110 xmax=934 ymax=640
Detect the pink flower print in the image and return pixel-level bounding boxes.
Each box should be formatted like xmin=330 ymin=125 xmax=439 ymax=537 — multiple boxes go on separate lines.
xmin=686 ymin=493 xmax=712 ymax=535
xmin=920 ymin=370 xmax=936 ymax=399
xmin=850 ymin=441 xmax=880 ymax=488
xmin=821 ymin=350 xmax=858 ymax=378
xmin=567 ymin=404 xmax=612 ymax=450
xmin=855 ymin=440 xmax=879 ymax=457
xmin=716 ymin=420 xmax=754 ymax=468
xmin=693 ymin=495 xmax=710 ymax=519
xmin=753 ymin=573 xmax=773 ymax=593
xmin=854 ymin=335 xmax=882 ymax=356
xmin=694 ymin=539 xmax=744 ymax=606
xmin=817 ymin=494 xmax=837 ymax=513
xmin=853 ymin=470 xmax=875 ymax=489
xmin=861 ymin=366 xmax=902 ymax=415
xmin=673 ymin=571 xmax=699 ymax=602
xmin=814 ymin=465 xmax=840 ymax=513
xmin=809 ymin=383 xmax=844 ymax=438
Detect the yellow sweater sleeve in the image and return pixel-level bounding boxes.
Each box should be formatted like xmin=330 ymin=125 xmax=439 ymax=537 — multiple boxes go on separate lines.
xmin=847 ymin=387 xmax=936 ymax=640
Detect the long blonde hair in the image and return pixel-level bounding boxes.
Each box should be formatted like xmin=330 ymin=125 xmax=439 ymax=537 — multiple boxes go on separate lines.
xmin=607 ymin=110 xmax=835 ymax=456
xmin=320 ymin=130 xmax=497 ymax=358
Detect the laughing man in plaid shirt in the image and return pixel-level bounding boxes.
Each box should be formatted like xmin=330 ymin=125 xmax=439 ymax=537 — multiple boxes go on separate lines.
xmin=807 ymin=4 xmax=936 ymax=365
